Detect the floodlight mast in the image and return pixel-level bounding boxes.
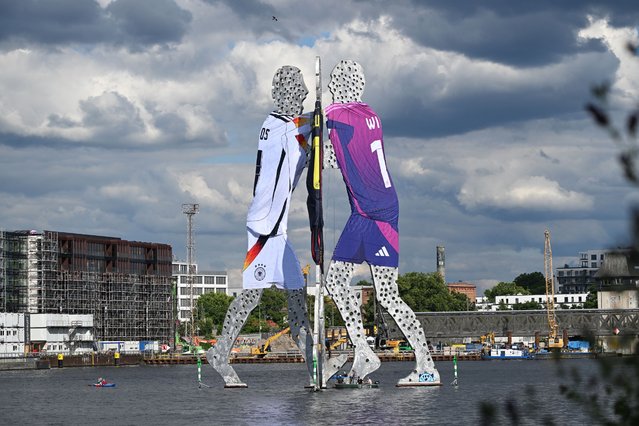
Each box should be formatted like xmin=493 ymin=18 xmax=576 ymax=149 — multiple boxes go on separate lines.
xmin=182 ymin=203 xmax=199 ymax=344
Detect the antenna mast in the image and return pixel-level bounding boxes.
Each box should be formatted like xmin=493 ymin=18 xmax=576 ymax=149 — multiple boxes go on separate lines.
xmin=182 ymin=203 xmax=199 ymax=344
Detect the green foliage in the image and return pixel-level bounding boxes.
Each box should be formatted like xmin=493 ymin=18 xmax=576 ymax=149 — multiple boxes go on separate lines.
xmin=513 ymin=272 xmax=546 ymax=294
xmin=241 ymin=317 xmax=273 ymax=334
xmin=362 ymin=295 xmax=375 ymax=326
xmin=512 ymin=300 xmax=543 ymax=310
xmin=257 ymin=288 xmax=288 ymax=325
xmin=497 ymin=300 xmax=509 ymax=311
xmin=196 ymin=291 xmax=234 ymax=336
xmin=242 ymin=288 xmax=288 ymax=333
xmin=584 ymin=285 xmax=598 ymax=309
xmin=397 ymin=271 xmax=470 ymax=311
xmin=484 ymin=281 xmax=530 ymax=302
xmin=197 ymin=317 xmax=215 ymax=338
xmin=323 ymin=296 xmax=345 ymax=327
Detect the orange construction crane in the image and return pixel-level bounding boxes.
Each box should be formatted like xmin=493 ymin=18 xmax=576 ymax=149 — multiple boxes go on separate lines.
xmin=544 ymin=230 xmax=564 ymax=349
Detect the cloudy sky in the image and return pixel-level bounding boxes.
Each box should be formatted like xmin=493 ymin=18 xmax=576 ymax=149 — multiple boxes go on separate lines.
xmin=1 ymin=0 xmax=638 ymax=293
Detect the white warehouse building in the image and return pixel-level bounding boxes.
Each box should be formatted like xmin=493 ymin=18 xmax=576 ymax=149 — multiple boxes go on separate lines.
xmin=476 ymin=293 xmax=588 ymax=311
xmin=0 ymin=313 xmax=25 ymax=357
xmin=1 ymin=312 xmax=94 ymax=357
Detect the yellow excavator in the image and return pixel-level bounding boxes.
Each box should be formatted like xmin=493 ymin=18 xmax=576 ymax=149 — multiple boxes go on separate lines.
xmin=545 ymin=230 xmax=564 ymax=349
xmin=480 ymin=332 xmax=495 ymax=346
xmin=251 ymin=327 xmax=291 ymax=356
xmin=329 ymin=337 xmax=348 ymax=350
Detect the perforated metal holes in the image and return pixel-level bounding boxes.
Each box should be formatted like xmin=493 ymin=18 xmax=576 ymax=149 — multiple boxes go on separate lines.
xmin=272 ymin=65 xmax=308 ymax=115
xmin=328 ymin=60 xmax=365 ymax=103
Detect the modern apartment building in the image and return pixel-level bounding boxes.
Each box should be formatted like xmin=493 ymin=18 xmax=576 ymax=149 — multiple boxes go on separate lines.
xmin=172 ymin=260 xmax=228 ymax=323
xmin=556 ymin=249 xmax=607 ymax=293
xmin=0 ymin=230 xmax=173 ymax=343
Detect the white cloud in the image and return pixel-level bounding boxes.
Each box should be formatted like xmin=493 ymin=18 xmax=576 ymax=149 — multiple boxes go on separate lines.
xmin=458 ymin=175 xmax=594 ymax=211
xmin=578 ymin=16 xmax=639 ymax=105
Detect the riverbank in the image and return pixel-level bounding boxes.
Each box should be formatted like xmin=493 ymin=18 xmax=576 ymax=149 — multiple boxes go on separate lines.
xmin=2 ymin=348 xmax=622 ymax=370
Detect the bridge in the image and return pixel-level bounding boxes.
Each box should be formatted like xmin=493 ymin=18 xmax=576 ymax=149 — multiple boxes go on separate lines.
xmin=384 ymin=309 xmax=639 ymax=340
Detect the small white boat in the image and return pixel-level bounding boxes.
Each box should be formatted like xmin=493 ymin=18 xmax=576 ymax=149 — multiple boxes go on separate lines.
xmin=482 ymin=348 xmax=534 ymax=360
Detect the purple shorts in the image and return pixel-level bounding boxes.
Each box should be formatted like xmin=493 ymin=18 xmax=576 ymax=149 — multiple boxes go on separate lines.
xmin=332 ymin=214 xmax=399 ymax=267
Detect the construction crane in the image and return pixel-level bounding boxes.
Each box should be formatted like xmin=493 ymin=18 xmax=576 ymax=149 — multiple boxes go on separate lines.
xmin=480 ymin=332 xmax=495 ymax=346
xmin=251 ymin=327 xmax=291 ymax=356
xmin=544 ymin=230 xmax=564 ymax=349
xmin=301 ymin=264 xmax=310 ymax=286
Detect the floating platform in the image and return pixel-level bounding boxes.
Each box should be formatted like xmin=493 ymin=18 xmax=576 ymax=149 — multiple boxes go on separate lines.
xmin=335 ymin=382 xmax=379 ymax=389
xmin=396 ymin=381 xmax=443 ymax=387
xmin=224 ymin=383 xmax=248 ymax=389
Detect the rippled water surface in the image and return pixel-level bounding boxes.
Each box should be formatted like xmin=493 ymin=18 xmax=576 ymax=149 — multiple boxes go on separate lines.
xmin=0 ymin=359 xmax=601 ymax=425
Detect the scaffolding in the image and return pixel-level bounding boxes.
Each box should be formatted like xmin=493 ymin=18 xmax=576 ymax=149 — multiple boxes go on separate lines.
xmin=39 ymin=231 xmax=59 ymax=313
xmin=0 ymin=229 xmax=5 ymax=312
xmin=1 ymin=230 xmax=173 ymax=343
xmin=52 ymin=271 xmax=172 ymax=341
xmin=0 ymin=231 xmax=28 ymax=312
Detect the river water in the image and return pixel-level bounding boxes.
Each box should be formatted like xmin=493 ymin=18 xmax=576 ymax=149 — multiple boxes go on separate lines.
xmin=0 ymin=359 xmax=603 ymax=425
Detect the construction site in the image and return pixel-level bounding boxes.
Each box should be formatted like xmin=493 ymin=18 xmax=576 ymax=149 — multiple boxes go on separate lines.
xmin=0 ymin=230 xmax=173 ymax=343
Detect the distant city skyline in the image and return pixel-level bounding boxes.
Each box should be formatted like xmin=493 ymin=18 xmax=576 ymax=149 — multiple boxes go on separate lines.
xmin=1 ymin=1 xmax=638 ymax=294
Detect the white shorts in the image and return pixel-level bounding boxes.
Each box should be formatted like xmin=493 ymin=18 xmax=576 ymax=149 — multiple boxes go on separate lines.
xmin=242 ymin=229 xmax=304 ymax=290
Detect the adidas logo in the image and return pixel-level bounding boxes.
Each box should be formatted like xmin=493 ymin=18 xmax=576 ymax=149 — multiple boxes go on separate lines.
xmin=375 ymin=246 xmax=390 ymax=257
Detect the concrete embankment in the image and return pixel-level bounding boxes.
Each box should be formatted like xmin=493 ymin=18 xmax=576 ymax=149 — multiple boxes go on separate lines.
xmin=0 ymin=357 xmax=38 ymax=370
xmin=4 ymin=350 xmax=614 ymax=370
xmin=1 ymin=351 xmax=474 ymax=369
xmin=0 ymin=353 xmax=143 ymax=370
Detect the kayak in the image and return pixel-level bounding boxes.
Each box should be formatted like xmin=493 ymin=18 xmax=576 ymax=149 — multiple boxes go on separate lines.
xmin=91 ymin=383 xmax=116 ymax=388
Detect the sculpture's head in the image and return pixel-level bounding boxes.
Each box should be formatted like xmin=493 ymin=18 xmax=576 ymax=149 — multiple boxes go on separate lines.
xmin=328 ymin=60 xmax=365 ymax=103
xmin=272 ymin=65 xmax=308 ymax=115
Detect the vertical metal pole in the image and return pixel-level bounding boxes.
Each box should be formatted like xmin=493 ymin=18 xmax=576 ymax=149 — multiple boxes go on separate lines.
xmin=312 ymin=266 xmax=325 ymax=389
xmin=452 ymin=354 xmax=458 ymax=386
xmin=318 ymin=267 xmax=325 ymax=388
xmin=313 ymin=276 xmax=320 ymax=389
xmin=182 ymin=203 xmax=199 ymax=345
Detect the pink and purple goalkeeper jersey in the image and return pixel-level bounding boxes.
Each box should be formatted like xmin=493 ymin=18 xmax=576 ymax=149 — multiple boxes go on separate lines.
xmin=326 ymin=102 xmax=399 ymax=267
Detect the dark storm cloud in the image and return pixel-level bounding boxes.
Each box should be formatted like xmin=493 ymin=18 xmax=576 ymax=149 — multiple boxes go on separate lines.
xmin=200 ymin=0 xmax=276 ymax=18
xmin=153 ymin=112 xmax=188 ymax=140
xmin=377 ymin=53 xmax=618 ymax=139
xmin=105 ymin=0 xmax=192 ymax=48
xmin=0 ymin=0 xmax=191 ymax=50
xmin=80 ymin=91 xmax=145 ymax=138
xmin=199 ymin=0 xmax=320 ymax=43
xmin=384 ymin=0 xmax=639 ymax=66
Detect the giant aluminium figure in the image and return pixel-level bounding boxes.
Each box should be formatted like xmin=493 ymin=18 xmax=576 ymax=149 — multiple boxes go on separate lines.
xmin=323 ymin=60 xmax=441 ymax=386
xmin=207 ymin=66 xmax=314 ymax=388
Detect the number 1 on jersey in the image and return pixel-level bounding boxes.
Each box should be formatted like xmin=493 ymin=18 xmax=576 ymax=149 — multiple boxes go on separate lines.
xmin=370 ymin=139 xmax=392 ymax=188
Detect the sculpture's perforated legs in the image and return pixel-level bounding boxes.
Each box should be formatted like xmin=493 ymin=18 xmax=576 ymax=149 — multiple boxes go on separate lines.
xmin=371 ymin=265 xmax=441 ymax=386
xmin=324 ymin=260 xmax=381 ymax=379
xmin=287 ymin=289 xmax=314 ymax=384
xmin=206 ymin=288 xmax=263 ymax=388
